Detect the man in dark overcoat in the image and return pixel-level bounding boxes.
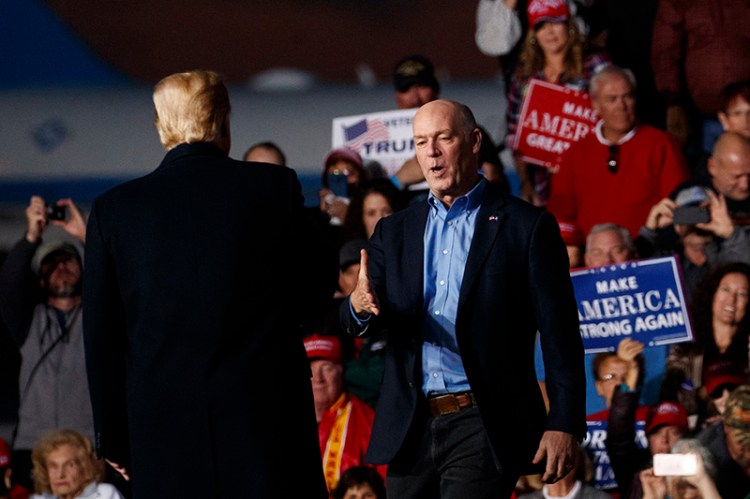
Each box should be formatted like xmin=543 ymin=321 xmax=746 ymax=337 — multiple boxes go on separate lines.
xmin=83 ymin=70 xmax=328 ymax=498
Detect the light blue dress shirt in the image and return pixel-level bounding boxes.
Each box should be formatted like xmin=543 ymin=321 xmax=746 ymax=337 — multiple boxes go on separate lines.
xmin=421 ymin=178 xmax=486 ymax=396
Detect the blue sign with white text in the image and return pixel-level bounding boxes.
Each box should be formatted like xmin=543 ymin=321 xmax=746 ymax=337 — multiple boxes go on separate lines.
xmin=584 ymin=417 xmax=648 ymax=490
xmin=571 ymin=257 xmax=693 ymax=353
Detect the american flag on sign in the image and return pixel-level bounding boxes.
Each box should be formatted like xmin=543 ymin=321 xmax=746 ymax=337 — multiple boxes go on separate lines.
xmin=342 ymin=118 xmax=389 ymax=150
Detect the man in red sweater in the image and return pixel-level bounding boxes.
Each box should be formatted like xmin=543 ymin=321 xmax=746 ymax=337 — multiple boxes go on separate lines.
xmin=547 ymin=65 xmax=690 ymax=250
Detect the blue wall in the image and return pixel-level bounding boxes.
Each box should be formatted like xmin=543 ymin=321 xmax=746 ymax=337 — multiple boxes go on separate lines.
xmin=0 ymin=0 xmax=127 ymax=88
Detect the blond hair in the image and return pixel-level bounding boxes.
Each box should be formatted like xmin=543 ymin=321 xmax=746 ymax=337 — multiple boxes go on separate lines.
xmin=153 ymin=70 xmax=231 ymax=150
xmin=516 ymin=20 xmax=585 ymax=84
xmin=31 ymin=429 xmax=102 ymax=494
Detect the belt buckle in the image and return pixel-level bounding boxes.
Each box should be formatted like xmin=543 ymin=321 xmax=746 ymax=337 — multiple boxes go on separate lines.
xmin=431 ymin=394 xmax=460 ymax=416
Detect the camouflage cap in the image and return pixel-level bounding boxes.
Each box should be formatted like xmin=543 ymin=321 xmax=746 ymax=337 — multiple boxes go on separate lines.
xmin=725 ymin=384 xmax=750 ymax=446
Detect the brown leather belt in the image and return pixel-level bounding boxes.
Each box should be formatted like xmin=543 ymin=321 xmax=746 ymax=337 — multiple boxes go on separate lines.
xmin=428 ymin=392 xmax=476 ymax=416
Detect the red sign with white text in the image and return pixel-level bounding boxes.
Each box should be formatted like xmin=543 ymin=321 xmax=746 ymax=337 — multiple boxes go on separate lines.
xmin=513 ymin=79 xmax=599 ymax=171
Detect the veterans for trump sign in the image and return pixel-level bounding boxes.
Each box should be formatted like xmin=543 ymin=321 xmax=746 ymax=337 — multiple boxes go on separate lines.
xmin=571 ymin=256 xmax=693 ymax=354
xmin=513 ymin=79 xmax=599 ymax=171
xmin=332 ymin=108 xmax=417 ymax=177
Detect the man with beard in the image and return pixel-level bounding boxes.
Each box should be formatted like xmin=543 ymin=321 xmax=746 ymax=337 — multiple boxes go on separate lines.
xmin=0 ymin=195 xmax=92 ymax=492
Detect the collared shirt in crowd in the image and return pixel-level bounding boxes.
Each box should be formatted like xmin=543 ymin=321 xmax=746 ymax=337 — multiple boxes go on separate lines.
xmin=421 ymin=178 xmax=486 ymax=396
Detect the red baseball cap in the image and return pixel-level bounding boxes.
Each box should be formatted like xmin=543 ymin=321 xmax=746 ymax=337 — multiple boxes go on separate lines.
xmin=324 ymin=148 xmax=363 ymax=170
xmin=703 ymin=360 xmax=747 ymax=397
xmin=303 ymin=334 xmax=342 ymax=364
xmin=527 ymin=0 xmax=570 ymax=30
xmin=558 ymin=221 xmax=583 ymax=247
xmin=646 ymin=401 xmax=688 ymax=435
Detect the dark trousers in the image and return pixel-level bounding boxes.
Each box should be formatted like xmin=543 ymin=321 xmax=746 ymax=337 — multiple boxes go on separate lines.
xmin=386 ymin=405 xmax=518 ymax=499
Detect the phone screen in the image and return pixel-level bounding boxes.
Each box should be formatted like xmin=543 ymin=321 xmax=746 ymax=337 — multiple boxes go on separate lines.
xmin=652 ymin=453 xmax=697 ymax=476
xmin=328 ymin=172 xmax=349 ymax=198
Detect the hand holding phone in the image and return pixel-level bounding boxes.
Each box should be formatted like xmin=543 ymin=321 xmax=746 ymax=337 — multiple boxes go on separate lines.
xmin=673 ymin=186 xmax=710 ymax=225
xmin=45 ymin=203 xmax=67 ymax=221
xmin=328 ymin=172 xmax=349 ymax=199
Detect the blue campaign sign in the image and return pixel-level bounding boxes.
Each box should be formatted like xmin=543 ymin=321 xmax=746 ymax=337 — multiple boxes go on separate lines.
xmin=571 ymin=256 xmax=693 ymax=353
xmin=584 ymin=417 xmax=647 ymax=490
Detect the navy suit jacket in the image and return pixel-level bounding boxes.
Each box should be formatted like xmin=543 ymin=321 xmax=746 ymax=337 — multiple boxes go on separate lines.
xmin=341 ymin=182 xmax=586 ymax=474
xmin=84 ymin=142 xmax=328 ymax=498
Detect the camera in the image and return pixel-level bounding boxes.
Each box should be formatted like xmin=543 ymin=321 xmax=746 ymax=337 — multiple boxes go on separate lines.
xmin=653 ymin=453 xmax=697 ymax=476
xmin=673 ymin=205 xmax=710 ymax=225
xmin=45 ymin=204 xmax=67 ymax=221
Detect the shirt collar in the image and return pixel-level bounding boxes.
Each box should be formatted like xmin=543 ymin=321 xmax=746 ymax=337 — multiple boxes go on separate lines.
xmin=542 ymin=480 xmax=582 ymax=499
xmin=427 ymin=177 xmax=486 ymax=217
xmin=595 ymin=119 xmax=637 ymax=146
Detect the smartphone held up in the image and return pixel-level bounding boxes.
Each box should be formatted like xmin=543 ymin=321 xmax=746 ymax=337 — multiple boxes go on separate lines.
xmin=652 ymin=453 xmax=698 ymax=476
xmin=673 ymin=186 xmax=710 ymax=225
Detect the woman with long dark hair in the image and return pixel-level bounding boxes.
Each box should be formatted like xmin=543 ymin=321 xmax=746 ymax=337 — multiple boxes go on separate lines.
xmin=664 ymin=262 xmax=750 ymax=420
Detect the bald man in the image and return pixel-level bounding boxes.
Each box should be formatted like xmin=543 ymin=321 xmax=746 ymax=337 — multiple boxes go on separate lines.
xmin=342 ymin=99 xmax=585 ymax=498
xmin=708 ymin=132 xmax=750 ymax=207
xmin=642 ymin=132 xmax=750 ymax=265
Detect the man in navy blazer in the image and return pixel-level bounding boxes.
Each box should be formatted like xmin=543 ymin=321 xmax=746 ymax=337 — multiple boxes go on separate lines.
xmin=342 ymin=100 xmax=586 ymax=498
xmin=83 ymin=70 xmax=328 ymax=498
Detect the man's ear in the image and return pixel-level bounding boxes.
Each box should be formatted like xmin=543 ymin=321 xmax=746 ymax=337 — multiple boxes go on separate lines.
xmin=472 ymin=127 xmax=482 ymax=154
xmin=591 ymin=98 xmax=602 ymax=116
xmin=707 ymin=156 xmax=717 ymax=178
xmin=718 ymin=112 xmax=730 ymax=131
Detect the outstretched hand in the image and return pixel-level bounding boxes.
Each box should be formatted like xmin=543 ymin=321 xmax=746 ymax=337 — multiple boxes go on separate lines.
xmin=533 ymin=431 xmax=577 ymax=484
xmin=350 ymin=249 xmax=380 ymax=318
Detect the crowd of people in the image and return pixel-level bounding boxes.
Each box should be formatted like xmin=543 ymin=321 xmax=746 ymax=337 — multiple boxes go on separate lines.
xmin=0 ymin=0 xmax=749 ymax=498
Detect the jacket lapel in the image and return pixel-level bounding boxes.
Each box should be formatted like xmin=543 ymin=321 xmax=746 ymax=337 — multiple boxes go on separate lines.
xmin=458 ymin=186 xmax=507 ymax=310
xmin=403 ymin=202 xmax=428 ymax=311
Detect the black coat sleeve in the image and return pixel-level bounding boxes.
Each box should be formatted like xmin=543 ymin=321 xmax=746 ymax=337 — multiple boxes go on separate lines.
xmin=0 ymin=238 xmax=42 ymax=346
xmin=531 ymin=211 xmax=587 ymax=439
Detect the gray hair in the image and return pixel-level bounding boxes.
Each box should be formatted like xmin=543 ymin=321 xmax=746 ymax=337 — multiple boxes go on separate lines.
xmin=671 ymin=438 xmax=718 ymax=484
xmin=590 ymin=66 xmax=637 ymax=99
xmin=586 ymin=223 xmax=635 ymax=256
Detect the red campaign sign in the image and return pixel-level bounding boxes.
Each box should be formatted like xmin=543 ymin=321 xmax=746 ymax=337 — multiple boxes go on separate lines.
xmin=513 ymin=79 xmax=599 ymax=171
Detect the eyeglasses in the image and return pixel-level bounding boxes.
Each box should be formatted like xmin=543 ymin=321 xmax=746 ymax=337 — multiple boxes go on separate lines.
xmin=598 ymin=373 xmax=623 ymax=382
xmin=607 ymin=145 xmax=619 ymax=174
